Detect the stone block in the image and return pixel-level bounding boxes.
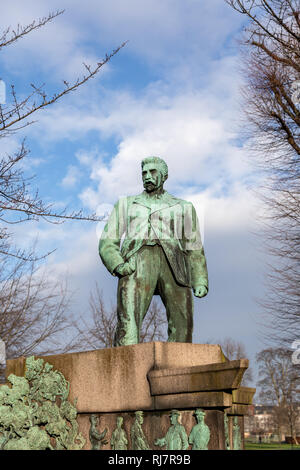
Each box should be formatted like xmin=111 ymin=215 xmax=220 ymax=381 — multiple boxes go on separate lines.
xmin=154 ymin=391 xmax=232 ymax=410
xmin=148 ymin=359 xmax=249 ymax=395
xmin=5 ymin=342 xmax=226 ymax=413
xmin=232 ymin=387 xmax=256 ymax=405
xmin=226 ymin=404 xmax=252 ymax=416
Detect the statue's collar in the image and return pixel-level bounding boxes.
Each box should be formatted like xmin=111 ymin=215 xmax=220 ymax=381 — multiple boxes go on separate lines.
xmin=133 ymin=191 xmax=180 ymax=210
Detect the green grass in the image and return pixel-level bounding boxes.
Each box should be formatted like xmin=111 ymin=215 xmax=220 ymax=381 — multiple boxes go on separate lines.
xmin=245 ymin=441 xmax=300 ymax=450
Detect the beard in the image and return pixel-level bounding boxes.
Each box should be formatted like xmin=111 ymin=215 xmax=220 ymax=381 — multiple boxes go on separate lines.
xmin=143 ymin=181 xmax=156 ymax=192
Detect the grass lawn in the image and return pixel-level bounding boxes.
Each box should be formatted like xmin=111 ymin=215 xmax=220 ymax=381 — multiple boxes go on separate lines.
xmin=245 ymin=441 xmax=300 ymax=450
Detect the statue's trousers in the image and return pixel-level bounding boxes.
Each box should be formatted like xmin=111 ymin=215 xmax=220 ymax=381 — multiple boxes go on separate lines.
xmin=114 ymin=245 xmax=193 ymax=346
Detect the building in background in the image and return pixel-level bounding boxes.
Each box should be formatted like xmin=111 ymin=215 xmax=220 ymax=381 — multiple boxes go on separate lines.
xmin=245 ymin=404 xmax=300 ymax=444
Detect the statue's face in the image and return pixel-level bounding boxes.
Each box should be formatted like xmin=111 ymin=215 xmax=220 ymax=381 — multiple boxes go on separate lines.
xmin=142 ymin=163 xmax=164 ymax=192
xmin=90 ymin=415 xmax=98 ymax=426
xmin=117 ymin=417 xmax=123 ymax=427
xmin=170 ymin=414 xmax=178 ymax=425
xmin=137 ymin=414 xmax=143 ymax=424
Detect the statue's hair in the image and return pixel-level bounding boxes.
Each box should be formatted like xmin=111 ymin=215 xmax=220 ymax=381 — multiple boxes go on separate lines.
xmin=141 ymin=156 xmax=168 ymax=180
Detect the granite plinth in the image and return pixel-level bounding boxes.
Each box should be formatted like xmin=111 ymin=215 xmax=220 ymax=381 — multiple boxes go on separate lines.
xmin=148 ymin=359 xmax=249 ymax=396
xmin=6 ymin=342 xmax=226 ymax=413
xmin=232 ymin=387 xmax=256 ymax=405
xmin=5 ymin=342 xmax=255 ymax=450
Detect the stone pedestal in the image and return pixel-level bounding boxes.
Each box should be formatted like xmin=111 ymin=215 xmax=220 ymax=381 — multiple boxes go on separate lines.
xmin=5 ymin=342 xmax=255 ymax=450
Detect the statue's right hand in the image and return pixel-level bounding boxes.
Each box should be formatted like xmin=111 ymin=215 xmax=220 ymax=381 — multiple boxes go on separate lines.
xmin=154 ymin=438 xmax=164 ymax=447
xmin=114 ymin=262 xmax=135 ymax=277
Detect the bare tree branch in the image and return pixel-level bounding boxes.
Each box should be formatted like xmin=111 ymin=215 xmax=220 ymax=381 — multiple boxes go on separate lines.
xmin=225 ymin=0 xmax=300 ymax=347
xmin=0 ymin=250 xmax=81 ymax=381
xmin=0 ymin=11 xmax=65 ymax=51
xmin=0 ymin=11 xmax=126 ymax=261
xmin=73 ymin=284 xmax=167 ymax=350
xmin=0 ymin=41 xmax=127 ymax=136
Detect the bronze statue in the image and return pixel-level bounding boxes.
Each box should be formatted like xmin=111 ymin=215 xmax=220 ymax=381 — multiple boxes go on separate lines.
xmin=130 ymin=411 xmax=150 ymax=450
xmin=99 ymin=156 xmax=208 ymax=346
xmin=110 ymin=416 xmax=128 ymax=450
xmin=189 ymin=409 xmax=210 ymax=450
xmin=155 ymin=410 xmax=189 ymax=450
xmin=89 ymin=415 xmax=108 ymax=450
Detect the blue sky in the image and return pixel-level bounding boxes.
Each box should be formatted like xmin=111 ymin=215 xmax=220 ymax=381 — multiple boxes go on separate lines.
xmin=1 ymin=0 xmax=270 ymax=389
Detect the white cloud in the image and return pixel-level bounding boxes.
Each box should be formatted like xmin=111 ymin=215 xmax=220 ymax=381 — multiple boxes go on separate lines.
xmin=24 ymin=56 xmax=248 ymax=198
xmin=186 ymin=183 xmax=262 ymax=237
xmin=61 ymin=165 xmax=82 ymax=188
xmin=51 ymin=0 xmax=243 ymax=65
xmin=0 ymin=136 xmax=22 ymax=156
xmin=81 ymin=88 xmax=250 ymax=204
xmin=0 ymin=1 xmax=111 ymax=82
xmin=79 ymin=187 xmax=101 ymax=210
xmin=13 ymin=45 xmax=256 ymax=239
xmin=0 ymin=0 xmax=244 ymax=85
xmin=75 ymin=148 xmax=100 ymax=166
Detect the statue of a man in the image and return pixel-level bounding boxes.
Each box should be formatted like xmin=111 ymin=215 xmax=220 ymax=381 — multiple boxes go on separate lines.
xmin=130 ymin=411 xmax=150 ymax=450
xmin=99 ymin=156 xmax=208 ymax=346
xmin=155 ymin=410 xmax=189 ymax=450
xmin=89 ymin=415 xmax=108 ymax=450
xmin=188 ymin=409 xmax=210 ymax=450
xmin=110 ymin=416 xmax=128 ymax=450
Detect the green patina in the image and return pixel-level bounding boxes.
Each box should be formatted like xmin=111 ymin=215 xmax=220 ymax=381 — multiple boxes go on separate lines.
xmin=110 ymin=416 xmax=128 ymax=450
xmin=189 ymin=409 xmax=210 ymax=450
xmin=0 ymin=356 xmax=85 ymax=450
xmin=89 ymin=414 xmax=108 ymax=450
xmin=224 ymin=412 xmax=230 ymax=450
xmin=233 ymin=416 xmax=242 ymax=450
xmin=130 ymin=411 xmax=150 ymax=450
xmin=155 ymin=409 xmax=189 ymax=450
xmin=99 ymin=156 xmax=208 ymax=346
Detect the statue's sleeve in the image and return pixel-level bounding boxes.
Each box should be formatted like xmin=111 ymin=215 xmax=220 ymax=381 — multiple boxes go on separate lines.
xmin=188 ymin=427 xmax=195 ymax=445
xmin=180 ymin=425 xmax=189 ymax=450
xmin=110 ymin=431 xmax=116 ymax=449
xmin=185 ymin=203 xmax=208 ymax=291
xmin=99 ymin=199 xmax=126 ymax=275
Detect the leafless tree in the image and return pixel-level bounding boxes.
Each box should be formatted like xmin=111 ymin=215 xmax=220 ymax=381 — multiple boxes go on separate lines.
xmin=0 ymin=250 xmax=81 ymax=381
xmin=0 ymin=10 xmax=126 ymax=261
xmin=74 ymin=283 xmax=168 ymax=350
xmin=256 ymin=347 xmax=300 ymax=444
xmin=225 ymin=0 xmax=300 ymax=347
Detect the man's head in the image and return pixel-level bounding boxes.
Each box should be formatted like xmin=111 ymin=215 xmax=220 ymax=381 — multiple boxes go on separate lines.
xmin=141 ymin=156 xmax=168 ymax=193
xmin=117 ymin=416 xmax=123 ymax=427
xmin=90 ymin=414 xmax=98 ymax=426
xmin=194 ymin=409 xmax=205 ymax=422
xmin=169 ymin=409 xmax=180 ymax=425
xmin=135 ymin=410 xmax=144 ymax=424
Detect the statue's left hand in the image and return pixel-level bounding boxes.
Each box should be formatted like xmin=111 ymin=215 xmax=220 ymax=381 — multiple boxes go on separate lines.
xmin=193 ymin=286 xmax=208 ymax=298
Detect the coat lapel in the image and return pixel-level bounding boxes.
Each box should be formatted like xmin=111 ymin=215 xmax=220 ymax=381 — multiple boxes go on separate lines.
xmin=132 ymin=191 xmax=181 ymax=213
